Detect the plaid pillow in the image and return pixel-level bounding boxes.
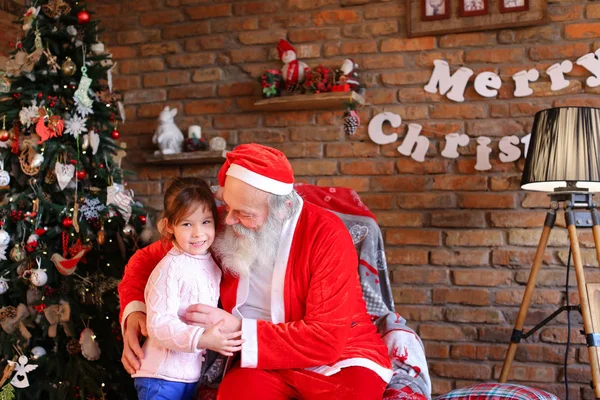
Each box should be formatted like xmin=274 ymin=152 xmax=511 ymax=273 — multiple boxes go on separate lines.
xmin=435 ymin=383 xmax=559 ymax=400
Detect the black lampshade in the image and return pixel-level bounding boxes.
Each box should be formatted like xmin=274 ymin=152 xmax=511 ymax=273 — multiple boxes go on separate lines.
xmin=521 ymin=107 xmax=600 ymax=192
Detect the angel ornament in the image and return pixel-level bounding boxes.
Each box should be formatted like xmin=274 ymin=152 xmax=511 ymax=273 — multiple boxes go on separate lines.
xmin=8 ymin=355 xmax=38 ymax=388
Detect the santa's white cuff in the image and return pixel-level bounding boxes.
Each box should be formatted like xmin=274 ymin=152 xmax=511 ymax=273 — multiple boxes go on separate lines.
xmin=241 ymin=318 xmax=258 ymax=368
xmin=121 ymin=301 xmax=146 ymax=333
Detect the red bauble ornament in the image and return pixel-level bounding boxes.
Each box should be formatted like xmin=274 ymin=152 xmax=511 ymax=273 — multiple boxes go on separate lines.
xmin=0 ymin=130 xmax=10 ymax=142
xmin=77 ymin=10 xmax=90 ymax=24
xmin=138 ymin=215 xmax=147 ymax=224
xmin=76 ymin=170 xmax=87 ymax=180
xmin=70 ymin=159 xmax=78 ymax=165
xmin=111 ymin=129 xmax=120 ymax=139
xmin=62 ymin=217 xmax=73 ymax=228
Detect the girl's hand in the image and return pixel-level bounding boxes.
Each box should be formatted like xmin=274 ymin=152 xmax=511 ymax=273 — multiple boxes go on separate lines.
xmin=198 ymin=319 xmax=244 ymax=356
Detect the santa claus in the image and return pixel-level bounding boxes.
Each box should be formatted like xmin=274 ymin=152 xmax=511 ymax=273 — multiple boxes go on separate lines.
xmin=118 ymin=143 xmax=392 ymax=399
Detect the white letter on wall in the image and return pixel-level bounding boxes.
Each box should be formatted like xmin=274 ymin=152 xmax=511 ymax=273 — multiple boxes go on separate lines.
xmin=474 ymin=72 xmax=502 ymax=98
xmin=521 ymin=133 xmax=531 ymax=158
xmin=499 ymin=135 xmax=521 ymax=163
xmin=475 ymin=137 xmax=492 ymax=171
xmin=576 ymin=49 xmax=600 ymax=88
xmin=368 ymin=112 xmax=401 ymax=145
xmin=397 ymin=123 xmax=429 ymax=162
xmin=546 ymin=60 xmax=573 ymax=91
xmin=512 ymin=69 xmax=540 ymax=97
xmin=441 ymin=133 xmax=470 ymax=158
xmin=423 ymin=59 xmax=474 ymax=103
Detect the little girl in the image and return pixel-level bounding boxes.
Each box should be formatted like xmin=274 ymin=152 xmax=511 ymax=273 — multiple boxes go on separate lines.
xmin=133 ymin=177 xmax=243 ymax=400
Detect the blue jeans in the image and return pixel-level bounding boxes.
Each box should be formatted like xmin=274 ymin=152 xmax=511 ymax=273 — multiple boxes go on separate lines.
xmin=134 ymin=377 xmax=197 ymax=400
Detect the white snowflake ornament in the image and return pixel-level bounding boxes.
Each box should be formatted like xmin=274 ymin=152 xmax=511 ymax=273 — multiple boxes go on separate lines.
xmin=80 ymin=198 xmax=106 ymax=220
xmin=19 ymin=104 xmax=39 ymax=128
xmin=64 ymin=114 xmax=87 ymax=137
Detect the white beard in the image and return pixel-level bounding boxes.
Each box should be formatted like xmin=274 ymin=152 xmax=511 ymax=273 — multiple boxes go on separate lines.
xmin=212 ymin=212 xmax=283 ymax=278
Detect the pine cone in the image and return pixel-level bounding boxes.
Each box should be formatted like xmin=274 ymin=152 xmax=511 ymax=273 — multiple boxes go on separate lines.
xmin=0 ymin=306 xmax=16 ymax=321
xmin=66 ymin=339 xmax=81 ymax=355
xmin=344 ymin=114 xmax=359 ymax=136
xmin=45 ymin=170 xmax=56 ymax=184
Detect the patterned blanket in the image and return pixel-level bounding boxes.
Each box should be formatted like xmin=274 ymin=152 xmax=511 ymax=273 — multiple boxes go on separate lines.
xmin=199 ymin=184 xmax=432 ymax=399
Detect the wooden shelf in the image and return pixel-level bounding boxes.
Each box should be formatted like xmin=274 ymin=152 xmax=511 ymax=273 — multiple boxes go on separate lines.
xmin=253 ymin=91 xmax=364 ymax=112
xmin=145 ymin=150 xmax=227 ymax=165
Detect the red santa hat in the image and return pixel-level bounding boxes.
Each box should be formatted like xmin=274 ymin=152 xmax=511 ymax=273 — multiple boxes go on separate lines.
xmin=218 ymin=144 xmax=294 ymax=195
xmin=277 ymin=39 xmax=296 ymax=60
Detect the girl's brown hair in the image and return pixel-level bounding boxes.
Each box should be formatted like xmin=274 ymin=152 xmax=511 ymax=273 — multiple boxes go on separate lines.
xmin=161 ymin=177 xmax=218 ymax=243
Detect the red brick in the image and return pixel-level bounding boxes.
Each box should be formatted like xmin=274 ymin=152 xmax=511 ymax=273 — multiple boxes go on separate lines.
xmin=430 ymin=361 xmax=492 ymax=380
xmin=113 ymin=75 xmax=141 ymax=91
xmin=325 ymin=142 xmax=380 ymax=157
xmin=287 ymin=0 xmax=337 ymax=10
xmin=499 ymin=26 xmax=561 ymax=44
xmin=163 ymin=22 xmax=210 ymax=39
xmin=234 ymin=2 xmax=280 ymax=15
xmin=490 ymin=176 xmax=522 ymax=191
xmin=127 ymin=181 xmax=162 ymax=196
xmin=370 ymin=176 xmax=428 ymax=192
xmin=217 ymin=82 xmax=257 ymax=97
xmin=340 ymin=160 xmax=394 ymax=175
xmin=493 ymin=289 xmax=562 ymax=307
xmin=123 ymin=89 xmax=166 ymax=104
xmin=446 ymin=230 xmax=504 ymax=247
xmin=143 ymin=71 xmax=190 ymax=88
xmin=425 ymin=342 xmax=450 ymax=359
xmin=373 ymin=212 xmax=422 ymax=228
xmin=137 ymin=102 xmax=183 ymax=119
xmin=289 ymin=160 xmax=337 ymax=176
xmin=117 ymin=30 xmax=161 ymax=45
xmin=431 ymin=250 xmax=489 ymax=266
xmin=439 ymin=32 xmax=497 ymax=48
xmin=186 ymin=4 xmax=232 ymax=20
xmin=431 ymin=211 xmax=486 ymax=228
xmin=119 ymin=58 xmax=164 ymax=74
xmin=415 ymin=51 xmax=465 ymax=68
xmin=453 ymin=270 xmax=513 ymax=287
xmin=432 ymin=176 xmax=487 ymax=191
xmin=140 ymin=10 xmax=184 ymax=26
xmin=109 ymin=46 xmax=137 ymax=60
xmin=588 ymin=3 xmax=600 ymax=18
xmin=184 ymin=99 xmax=232 ymax=115
xmin=337 ymin=40 xmax=378 ymax=55
xmin=166 ymin=53 xmax=214 ymax=68
xmin=397 ymin=193 xmax=455 ymax=209
xmin=364 ymin=3 xmax=404 ymax=19
xmin=433 ymin=288 xmax=490 ymax=306
xmin=458 ymin=193 xmax=516 ymax=209
xmin=492 ymin=248 xmax=552 ymax=266
xmin=185 ymin=36 xmax=226 ymax=52
xmin=398 ymin=88 xmax=443 ymax=103
xmin=445 ymin=308 xmax=504 ymax=324
xmin=290 ymin=127 xmax=342 ymax=142
xmin=265 ymin=112 xmax=313 ymax=127
xmin=465 ymin=48 xmax=525 ymax=63
xmin=385 ymin=249 xmax=428 ymax=265
xmin=565 ymin=22 xmax=600 ymax=39
xmin=258 ymin=14 xmax=311 ymax=29
xmin=381 ymin=37 xmax=435 ymax=52
xmin=529 ymin=42 xmax=590 ymax=60
xmin=213 ymin=115 xmax=260 ymax=129
xmin=312 ymin=9 xmax=359 ymax=26
xmin=393 ymin=268 xmax=449 ymax=285
xmin=419 ymin=324 xmax=477 ymax=342
xmin=342 ymin=21 xmax=398 ymax=38
xmin=230 ymin=48 xmax=268 ymax=63
xmin=192 ymin=68 xmax=222 ymax=83
xmin=269 ymin=143 xmax=323 ymax=159
xmin=489 ymin=211 xmax=547 ymax=228
xmin=466 ymin=119 xmax=524 ymax=137
xmin=211 ymin=17 xmax=259 ymax=33
xmin=238 ymin=130 xmax=286 ymax=143
xmin=387 ymin=229 xmax=440 ymax=246
xmin=395 ymin=158 xmax=449 ymax=175
xmin=315 ymin=177 xmax=370 ymax=192
xmin=288 ymin=28 xmax=340 ymax=42
xmin=360 ymin=194 xmax=394 ymax=210
xmin=381 ymin=71 xmax=431 ymax=86
xmin=400 ymin=306 xmax=444 ymax=322
xmin=359 ymin=54 xmax=404 ymax=69
xmin=239 ymin=30 xmax=286 ymax=45
xmin=167 ymin=85 xmax=214 ymax=100
xmin=549 ymin=4 xmax=584 ymax=22
xmin=430 ymin=104 xmax=487 ymax=119
xmin=391 ymin=287 xmax=429 ymax=304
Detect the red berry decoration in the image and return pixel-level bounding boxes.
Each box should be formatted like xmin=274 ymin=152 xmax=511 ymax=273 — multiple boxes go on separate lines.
xmin=62 ymin=217 xmax=73 ymax=228
xmin=138 ymin=215 xmax=147 ymax=224
xmin=70 ymin=159 xmax=78 ymax=165
xmin=76 ymin=170 xmax=87 ymax=180
xmin=111 ymin=128 xmax=120 ymax=139
xmin=77 ymin=10 xmax=90 ymax=24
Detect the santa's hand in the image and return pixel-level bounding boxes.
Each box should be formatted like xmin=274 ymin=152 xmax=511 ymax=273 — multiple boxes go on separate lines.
xmin=198 ymin=319 xmax=244 ymax=357
xmin=121 ymin=311 xmax=148 ymax=375
xmin=186 ymin=304 xmax=241 ymax=332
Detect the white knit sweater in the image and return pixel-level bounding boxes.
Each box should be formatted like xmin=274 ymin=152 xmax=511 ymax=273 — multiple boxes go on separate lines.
xmin=132 ymin=249 xmax=221 ymax=383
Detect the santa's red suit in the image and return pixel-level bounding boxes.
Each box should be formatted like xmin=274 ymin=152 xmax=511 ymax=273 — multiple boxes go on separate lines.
xmin=118 ymin=144 xmax=392 ymax=398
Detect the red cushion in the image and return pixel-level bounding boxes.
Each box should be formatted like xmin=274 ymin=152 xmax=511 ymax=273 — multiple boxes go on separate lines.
xmin=435 ymin=383 xmax=559 ymax=400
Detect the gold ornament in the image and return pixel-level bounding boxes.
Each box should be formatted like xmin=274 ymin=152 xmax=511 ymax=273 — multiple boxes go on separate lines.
xmin=10 ymin=244 xmax=26 ymax=263
xmin=42 ymin=0 xmax=71 ymax=19
xmin=61 ymin=57 xmax=76 ymax=76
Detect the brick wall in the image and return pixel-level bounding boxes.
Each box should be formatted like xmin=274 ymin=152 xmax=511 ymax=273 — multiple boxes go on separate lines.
xmin=50 ymin=0 xmax=600 ymax=397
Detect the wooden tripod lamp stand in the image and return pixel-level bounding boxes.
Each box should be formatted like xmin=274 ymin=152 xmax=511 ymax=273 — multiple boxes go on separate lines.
xmin=499 ymin=107 xmax=600 ymax=398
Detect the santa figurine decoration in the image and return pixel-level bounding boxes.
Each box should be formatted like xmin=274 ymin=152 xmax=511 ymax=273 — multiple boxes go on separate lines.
xmin=334 ymin=58 xmax=361 ymax=93
xmin=278 ymin=39 xmax=308 ymax=92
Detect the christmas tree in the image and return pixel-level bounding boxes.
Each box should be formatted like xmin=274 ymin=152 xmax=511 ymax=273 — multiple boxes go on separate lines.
xmin=0 ymin=1 xmax=147 ymax=398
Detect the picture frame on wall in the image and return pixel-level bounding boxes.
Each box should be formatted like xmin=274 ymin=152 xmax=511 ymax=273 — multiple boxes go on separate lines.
xmin=499 ymin=0 xmax=529 ymax=13
xmin=460 ymin=0 xmax=489 ymax=17
xmin=407 ymin=0 xmax=547 ymax=37
xmin=421 ymin=0 xmax=450 ymax=21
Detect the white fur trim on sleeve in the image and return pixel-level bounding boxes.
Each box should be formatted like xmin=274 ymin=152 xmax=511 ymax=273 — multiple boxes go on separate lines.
xmin=121 ymin=300 xmax=146 ymax=333
xmin=226 ymin=164 xmax=293 ymax=195
xmin=241 ymin=318 xmax=258 ymax=368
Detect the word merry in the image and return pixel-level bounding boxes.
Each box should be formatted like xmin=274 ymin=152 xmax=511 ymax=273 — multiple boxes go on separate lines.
xmin=367 ymin=112 xmax=530 ymax=171
xmin=424 ymin=49 xmax=600 ymax=102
